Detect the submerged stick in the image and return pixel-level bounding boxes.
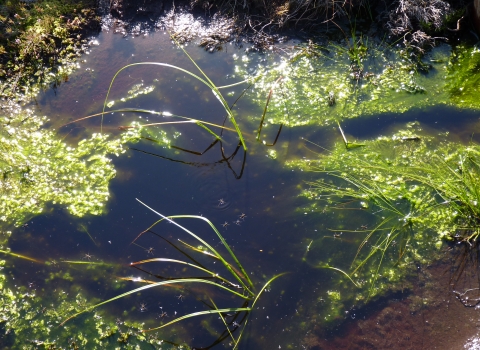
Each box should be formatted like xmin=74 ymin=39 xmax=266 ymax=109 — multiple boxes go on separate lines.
xmin=257 ymin=76 xmax=283 ymax=141
xmin=337 ymin=121 xmax=365 ymax=149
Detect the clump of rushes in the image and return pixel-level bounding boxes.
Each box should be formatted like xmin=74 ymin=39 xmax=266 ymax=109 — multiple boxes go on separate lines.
xmin=66 ymin=37 xmax=251 ymax=152
xmin=62 ymin=199 xmax=285 ymax=349
xmin=290 ymin=122 xmax=480 ymax=296
xmin=0 ymin=0 xmax=99 ymax=100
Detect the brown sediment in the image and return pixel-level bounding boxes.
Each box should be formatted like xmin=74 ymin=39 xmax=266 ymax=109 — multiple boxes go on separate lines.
xmin=304 ymin=258 xmax=480 ymax=350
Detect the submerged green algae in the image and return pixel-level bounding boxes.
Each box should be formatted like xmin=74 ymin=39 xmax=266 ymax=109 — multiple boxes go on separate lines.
xmin=0 ymin=240 xmax=177 ymax=348
xmin=0 ymin=104 xmax=142 ymax=226
xmin=288 ymin=122 xmax=480 ymax=321
xmin=236 ymin=41 xmax=447 ymax=127
xmin=234 ymin=40 xmax=480 ymax=127
xmin=106 ymin=82 xmax=156 ymax=109
xmin=293 ymin=122 xmax=480 ymax=244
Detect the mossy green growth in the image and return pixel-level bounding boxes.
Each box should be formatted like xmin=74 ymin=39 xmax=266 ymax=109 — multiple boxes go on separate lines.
xmin=0 ymin=229 xmax=178 ymax=349
xmin=288 ymin=122 xmax=480 ymax=320
xmin=0 ymin=105 xmax=142 ymax=226
xmin=0 ymin=0 xmax=99 ymax=100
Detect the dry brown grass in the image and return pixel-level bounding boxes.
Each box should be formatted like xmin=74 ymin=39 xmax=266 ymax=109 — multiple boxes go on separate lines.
xmin=386 ymin=0 xmax=451 ymax=35
xmin=199 ymin=0 xmax=367 ymax=28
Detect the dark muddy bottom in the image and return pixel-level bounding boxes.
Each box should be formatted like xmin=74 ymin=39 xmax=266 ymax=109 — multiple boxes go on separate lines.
xmin=306 ymin=257 xmax=480 ymax=350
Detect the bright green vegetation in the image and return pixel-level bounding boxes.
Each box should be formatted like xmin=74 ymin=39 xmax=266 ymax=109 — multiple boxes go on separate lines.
xmin=0 ymin=276 xmax=169 ymax=348
xmin=235 ymin=40 xmax=480 ymax=127
xmin=289 ymin=122 xmax=480 ymax=319
xmin=446 ymin=45 xmax=480 ymax=109
xmin=0 ymin=0 xmax=98 ymax=100
xmin=297 ymin=122 xmax=480 ymax=244
xmin=106 ymin=82 xmax=156 ymax=108
xmin=63 ymin=200 xmax=285 ymax=349
xmin=0 ymin=230 xmax=178 ymax=349
xmin=0 ymin=105 xmax=142 ymax=226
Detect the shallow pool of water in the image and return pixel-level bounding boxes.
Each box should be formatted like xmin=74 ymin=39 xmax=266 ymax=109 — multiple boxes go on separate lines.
xmin=4 ymin=27 xmax=480 ymax=349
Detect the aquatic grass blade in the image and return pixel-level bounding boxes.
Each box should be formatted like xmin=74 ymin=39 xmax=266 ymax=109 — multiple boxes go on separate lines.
xmin=60 ymin=260 xmax=113 ymax=266
xmin=118 ymin=277 xmax=159 ymax=284
xmin=142 ymin=307 xmax=251 ymax=333
xmin=0 ymin=249 xmax=42 ymax=263
xmin=317 ymin=264 xmax=359 ymax=288
xmin=209 ymin=297 xmax=239 ymax=347
xmin=133 ymin=211 xmax=253 ymax=294
xmin=337 ymin=121 xmax=349 ymax=147
xmin=136 ymin=199 xmax=255 ymax=295
xmin=171 ymin=239 xmax=245 ymax=278
xmin=177 ymin=239 xmax=218 ymax=258
xmin=132 ymin=211 xmax=254 ymax=296
xmin=352 ymin=216 xmax=394 ymax=269
xmin=101 ymin=61 xmax=247 ymax=150
xmin=195 ymin=121 xmax=223 ymax=140
xmin=251 ymin=272 xmax=288 ymax=307
xmin=336 ymin=121 xmax=365 ymax=149
xmin=233 ymin=272 xmax=288 ymax=350
xmin=216 ymin=78 xmax=256 ymax=89
xmin=60 ymin=278 xmax=250 ymax=326
xmin=176 ymin=239 xmax=247 ymax=279
xmin=62 ymin=108 xmax=236 ymax=135
xmin=58 ymin=199 xmax=288 ymax=349
xmin=351 ymin=224 xmax=397 ymax=275
xmin=78 ymin=224 xmax=98 ymax=246
xmin=172 ymin=39 xmax=248 ymax=151
xmin=102 ymin=63 xmax=209 ymax=125
xmin=131 ymin=257 xmax=240 ymax=288
xmin=366 ymin=228 xmax=401 ymax=298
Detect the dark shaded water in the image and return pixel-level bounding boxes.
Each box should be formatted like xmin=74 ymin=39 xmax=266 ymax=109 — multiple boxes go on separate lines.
xmin=7 ymin=28 xmax=480 ymax=349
